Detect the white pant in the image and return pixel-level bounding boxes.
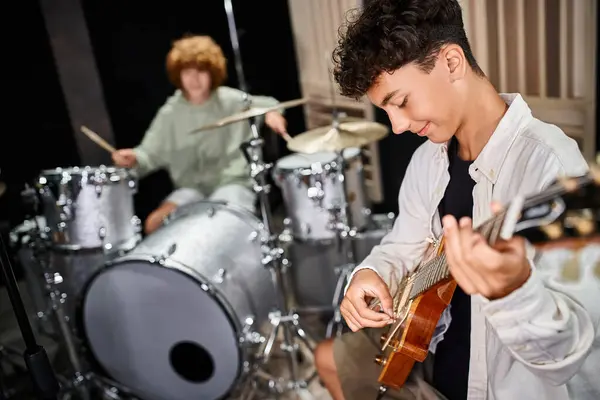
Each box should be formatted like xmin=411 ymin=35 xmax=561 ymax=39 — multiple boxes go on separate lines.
xmin=164 ymin=184 xmax=256 ymax=213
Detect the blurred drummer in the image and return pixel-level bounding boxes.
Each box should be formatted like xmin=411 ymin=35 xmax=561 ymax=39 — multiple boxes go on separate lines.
xmin=112 ymin=35 xmax=288 ymax=234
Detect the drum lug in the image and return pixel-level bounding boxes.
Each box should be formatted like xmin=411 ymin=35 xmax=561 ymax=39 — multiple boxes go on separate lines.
xmin=152 ymin=243 xmax=177 ymax=265
xmin=57 ymin=198 xmax=73 ymax=223
xmin=131 ymin=216 xmax=142 ymax=233
xmin=98 ymin=226 xmax=106 ymax=240
xmin=239 ymin=316 xmax=265 ymax=345
xmin=46 ymin=272 xmax=63 ymax=285
xmin=200 ymin=282 xmax=214 ymax=294
xmin=261 ymin=245 xmax=285 ymax=266
xmin=57 ymin=222 xmax=67 ymax=232
xmin=307 ymin=185 xmax=325 ymax=207
xmin=278 ymin=220 xmax=294 ymax=244
xmin=128 ymin=177 xmax=137 ymax=193
xmin=248 ymin=230 xmax=259 ymax=242
xmin=211 ymin=268 xmax=227 ymax=284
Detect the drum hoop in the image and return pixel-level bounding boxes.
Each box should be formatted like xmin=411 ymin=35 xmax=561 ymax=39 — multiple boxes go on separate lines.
xmin=38 ymin=166 xmax=134 ymax=185
xmin=273 ymin=148 xmax=362 ymax=176
xmin=73 ymin=252 xmax=247 ymax=391
xmin=163 ymin=199 xmax=267 ymax=238
xmin=49 ymin=235 xmax=141 ymax=254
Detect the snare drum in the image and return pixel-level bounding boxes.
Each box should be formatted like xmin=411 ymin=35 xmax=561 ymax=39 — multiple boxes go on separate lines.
xmin=36 ymin=166 xmax=141 ymax=251
xmin=273 ymin=148 xmax=371 ymax=241
xmin=78 ymin=201 xmax=277 ymax=400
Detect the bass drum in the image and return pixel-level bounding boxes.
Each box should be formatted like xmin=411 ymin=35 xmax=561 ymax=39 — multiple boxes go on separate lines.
xmin=79 ymin=201 xmax=277 ymax=400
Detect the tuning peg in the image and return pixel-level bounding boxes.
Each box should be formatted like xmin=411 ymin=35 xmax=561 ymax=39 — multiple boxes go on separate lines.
xmin=541 ymin=222 xmax=564 ymax=240
xmin=564 ymin=209 xmax=596 ymax=237
xmin=573 ymin=216 xmax=596 ymax=237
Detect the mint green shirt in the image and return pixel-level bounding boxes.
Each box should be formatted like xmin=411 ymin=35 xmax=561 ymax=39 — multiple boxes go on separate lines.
xmin=133 ymin=86 xmax=278 ymax=195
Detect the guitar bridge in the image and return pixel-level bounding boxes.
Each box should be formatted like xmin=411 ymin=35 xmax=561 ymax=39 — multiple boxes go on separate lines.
xmin=381 ymin=299 xmax=412 ymax=351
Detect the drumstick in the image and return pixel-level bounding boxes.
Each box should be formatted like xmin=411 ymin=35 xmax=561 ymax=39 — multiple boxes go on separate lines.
xmin=80 ymin=125 xmax=116 ymax=153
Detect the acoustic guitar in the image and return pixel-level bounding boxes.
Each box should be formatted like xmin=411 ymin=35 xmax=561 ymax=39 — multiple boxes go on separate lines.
xmin=372 ymin=168 xmax=600 ymax=394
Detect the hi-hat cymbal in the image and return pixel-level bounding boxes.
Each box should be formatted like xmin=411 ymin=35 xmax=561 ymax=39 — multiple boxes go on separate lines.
xmin=287 ymin=120 xmax=389 ymax=153
xmin=191 ymin=97 xmax=308 ymax=133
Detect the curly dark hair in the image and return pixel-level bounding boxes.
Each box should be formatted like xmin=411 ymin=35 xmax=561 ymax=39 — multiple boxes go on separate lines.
xmin=333 ymin=0 xmax=483 ymax=99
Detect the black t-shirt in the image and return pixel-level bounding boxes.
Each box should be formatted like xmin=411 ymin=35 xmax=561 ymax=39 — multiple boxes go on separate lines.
xmin=432 ymin=138 xmax=475 ymax=400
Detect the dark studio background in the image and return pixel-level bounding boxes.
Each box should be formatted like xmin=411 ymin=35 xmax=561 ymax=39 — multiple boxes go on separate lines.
xmin=1 ymin=0 xmax=599 ymax=282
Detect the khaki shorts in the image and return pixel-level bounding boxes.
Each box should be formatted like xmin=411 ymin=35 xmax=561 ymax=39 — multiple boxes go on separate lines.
xmin=333 ymin=328 xmax=447 ymax=400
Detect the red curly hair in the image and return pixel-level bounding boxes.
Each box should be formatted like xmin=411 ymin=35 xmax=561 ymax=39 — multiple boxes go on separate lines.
xmin=166 ymin=35 xmax=227 ymax=91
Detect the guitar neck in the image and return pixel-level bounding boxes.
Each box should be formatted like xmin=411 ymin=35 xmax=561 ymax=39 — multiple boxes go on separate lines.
xmin=407 ymin=213 xmax=508 ymax=299
xmin=404 ymin=172 xmax=600 ymax=300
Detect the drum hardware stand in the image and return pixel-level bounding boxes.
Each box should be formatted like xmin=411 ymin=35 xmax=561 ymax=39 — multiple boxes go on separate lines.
xmin=32 ymin=246 xmax=134 ymax=400
xmin=238 ymin=113 xmax=317 ymax=398
xmin=12 ymin=214 xmax=131 ymax=399
xmin=225 ymin=2 xmax=316 ymax=393
xmin=0 ymin=231 xmax=59 ymax=400
xmin=320 ymin=77 xmax=360 ymax=337
xmin=324 ymin=150 xmax=360 ymax=339
xmin=17 ymin=187 xmax=133 ymax=400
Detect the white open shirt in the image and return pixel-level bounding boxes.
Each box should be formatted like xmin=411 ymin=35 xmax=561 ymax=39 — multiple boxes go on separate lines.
xmin=349 ymin=94 xmax=600 ymax=399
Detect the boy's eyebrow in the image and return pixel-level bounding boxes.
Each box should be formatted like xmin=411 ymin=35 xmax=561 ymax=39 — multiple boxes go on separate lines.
xmin=381 ymin=89 xmax=400 ymax=107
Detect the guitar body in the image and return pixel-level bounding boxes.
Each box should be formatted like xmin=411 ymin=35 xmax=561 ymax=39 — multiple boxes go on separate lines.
xmin=375 ymin=239 xmax=457 ymax=390
xmin=376 ymin=278 xmax=456 ymax=389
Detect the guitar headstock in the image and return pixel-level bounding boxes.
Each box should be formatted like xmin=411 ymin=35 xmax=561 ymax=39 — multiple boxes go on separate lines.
xmin=507 ymin=166 xmax=600 ymax=245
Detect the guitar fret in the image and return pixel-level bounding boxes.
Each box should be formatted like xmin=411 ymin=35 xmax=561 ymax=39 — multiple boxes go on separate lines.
xmin=488 ymin=212 xmax=507 ymax=244
xmin=407 ymin=214 xmax=510 ymax=300
xmin=479 ymin=219 xmax=494 ymax=241
xmin=406 ymin=251 xmax=452 ymax=300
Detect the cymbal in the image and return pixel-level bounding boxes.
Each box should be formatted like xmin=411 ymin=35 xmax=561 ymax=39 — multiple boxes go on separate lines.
xmin=286 ymin=120 xmax=389 ymax=153
xmin=190 ymin=97 xmax=308 ymax=133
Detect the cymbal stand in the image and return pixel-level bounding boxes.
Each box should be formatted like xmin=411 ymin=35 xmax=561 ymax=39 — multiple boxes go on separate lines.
xmin=321 ymin=82 xmax=359 ymax=337
xmin=325 ymin=150 xmax=359 ymax=339
xmin=238 ymin=112 xmax=316 ymax=398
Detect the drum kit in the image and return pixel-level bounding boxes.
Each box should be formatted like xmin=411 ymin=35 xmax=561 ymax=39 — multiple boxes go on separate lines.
xmin=1 ymin=97 xmax=392 ymax=399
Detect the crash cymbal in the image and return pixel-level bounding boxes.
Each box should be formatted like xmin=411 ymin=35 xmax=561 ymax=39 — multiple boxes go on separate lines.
xmin=191 ymin=97 xmax=308 ymax=133
xmin=287 ymin=120 xmax=389 ymax=153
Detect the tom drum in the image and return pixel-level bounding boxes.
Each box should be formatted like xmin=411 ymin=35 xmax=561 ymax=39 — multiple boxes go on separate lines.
xmin=273 ymin=148 xmax=371 ymax=241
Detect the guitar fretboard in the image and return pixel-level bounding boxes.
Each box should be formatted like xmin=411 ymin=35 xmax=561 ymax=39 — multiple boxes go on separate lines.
xmin=407 ymin=211 xmax=507 ymax=299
